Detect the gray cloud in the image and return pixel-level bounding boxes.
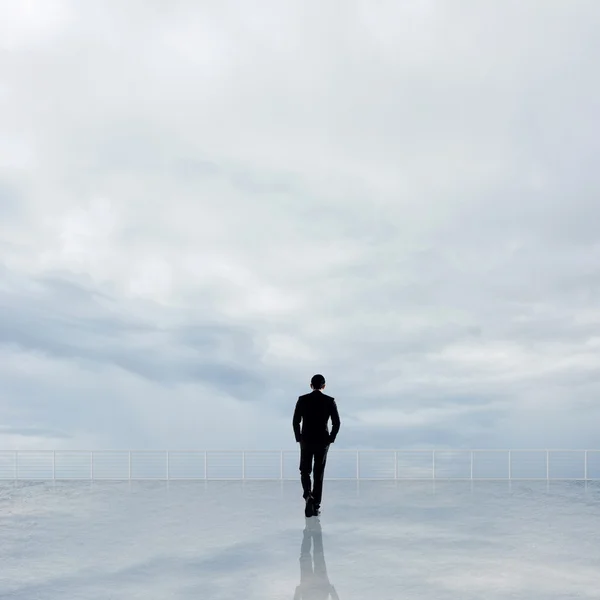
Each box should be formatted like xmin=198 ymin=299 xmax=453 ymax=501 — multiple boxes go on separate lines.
xmin=0 ymin=270 xmax=266 ymax=394
xmin=0 ymin=183 xmax=22 ymax=217
xmin=0 ymin=426 xmax=70 ymax=439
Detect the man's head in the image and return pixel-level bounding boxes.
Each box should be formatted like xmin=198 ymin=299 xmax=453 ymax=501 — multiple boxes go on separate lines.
xmin=310 ymin=374 xmax=326 ymax=391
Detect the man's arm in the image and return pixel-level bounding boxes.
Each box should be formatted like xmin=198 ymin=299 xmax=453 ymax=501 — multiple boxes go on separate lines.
xmin=329 ymin=399 xmax=340 ymax=443
xmin=292 ymin=397 xmax=303 ymax=443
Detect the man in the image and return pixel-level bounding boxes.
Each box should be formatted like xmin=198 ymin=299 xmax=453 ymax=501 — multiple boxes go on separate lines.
xmin=293 ymin=374 xmax=341 ymax=517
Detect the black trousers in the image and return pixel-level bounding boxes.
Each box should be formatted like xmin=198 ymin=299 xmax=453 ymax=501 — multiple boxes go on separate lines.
xmin=299 ymin=440 xmax=330 ymax=505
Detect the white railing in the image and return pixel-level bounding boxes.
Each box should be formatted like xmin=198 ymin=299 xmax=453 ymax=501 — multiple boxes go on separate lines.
xmin=0 ymin=450 xmax=598 ymax=481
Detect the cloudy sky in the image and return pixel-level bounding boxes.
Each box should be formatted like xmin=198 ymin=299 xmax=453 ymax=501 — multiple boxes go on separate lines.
xmin=1 ymin=0 xmax=599 ymax=453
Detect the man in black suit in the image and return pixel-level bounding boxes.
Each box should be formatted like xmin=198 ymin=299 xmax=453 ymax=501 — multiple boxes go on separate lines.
xmin=293 ymin=374 xmax=341 ymax=517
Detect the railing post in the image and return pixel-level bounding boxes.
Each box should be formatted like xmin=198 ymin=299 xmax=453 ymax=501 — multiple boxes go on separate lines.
xmin=585 ymin=450 xmax=588 ymax=481
xmin=432 ymin=450 xmax=435 ymax=480
xmin=128 ymin=451 xmax=132 ymax=481
xmin=204 ymin=451 xmax=207 ymax=480
xmin=546 ymin=450 xmax=549 ymax=480
xmin=280 ymin=451 xmax=283 ymax=480
xmin=508 ymin=450 xmax=511 ymax=481
xmin=470 ymin=451 xmax=474 ymax=480
xmin=356 ymin=450 xmax=359 ymax=480
xmin=394 ymin=451 xmax=398 ymax=480
xmin=166 ymin=451 xmax=170 ymax=481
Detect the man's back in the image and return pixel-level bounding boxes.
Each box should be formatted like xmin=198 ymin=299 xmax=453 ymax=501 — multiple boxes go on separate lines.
xmin=293 ymin=391 xmax=341 ymax=444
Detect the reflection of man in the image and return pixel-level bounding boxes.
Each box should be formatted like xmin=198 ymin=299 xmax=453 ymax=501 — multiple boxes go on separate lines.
xmin=293 ymin=517 xmax=340 ymax=600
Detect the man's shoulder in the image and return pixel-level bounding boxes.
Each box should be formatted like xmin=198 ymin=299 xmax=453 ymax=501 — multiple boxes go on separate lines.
xmin=299 ymin=392 xmax=335 ymax=401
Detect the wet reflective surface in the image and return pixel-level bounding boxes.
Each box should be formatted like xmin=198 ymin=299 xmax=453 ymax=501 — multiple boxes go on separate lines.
xmin=1 ymin=480 xmax=599 ymax=598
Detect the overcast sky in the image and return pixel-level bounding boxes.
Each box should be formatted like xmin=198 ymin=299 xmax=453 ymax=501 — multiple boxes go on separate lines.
xmin=1 ymin=0 xmax=599 ymax=453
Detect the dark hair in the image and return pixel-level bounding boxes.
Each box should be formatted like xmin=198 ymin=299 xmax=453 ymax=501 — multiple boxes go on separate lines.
xmin=311 ymin=374 xmax=326 ymax=389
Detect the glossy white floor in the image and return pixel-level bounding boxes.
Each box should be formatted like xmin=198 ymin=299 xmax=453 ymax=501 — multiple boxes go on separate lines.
xmin=1 ymin=479 xmax=599 ymax=599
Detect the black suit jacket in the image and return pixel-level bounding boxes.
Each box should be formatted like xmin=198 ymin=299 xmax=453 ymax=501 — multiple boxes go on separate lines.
xmin=293 ymin=390 xmax=341 ymax=444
